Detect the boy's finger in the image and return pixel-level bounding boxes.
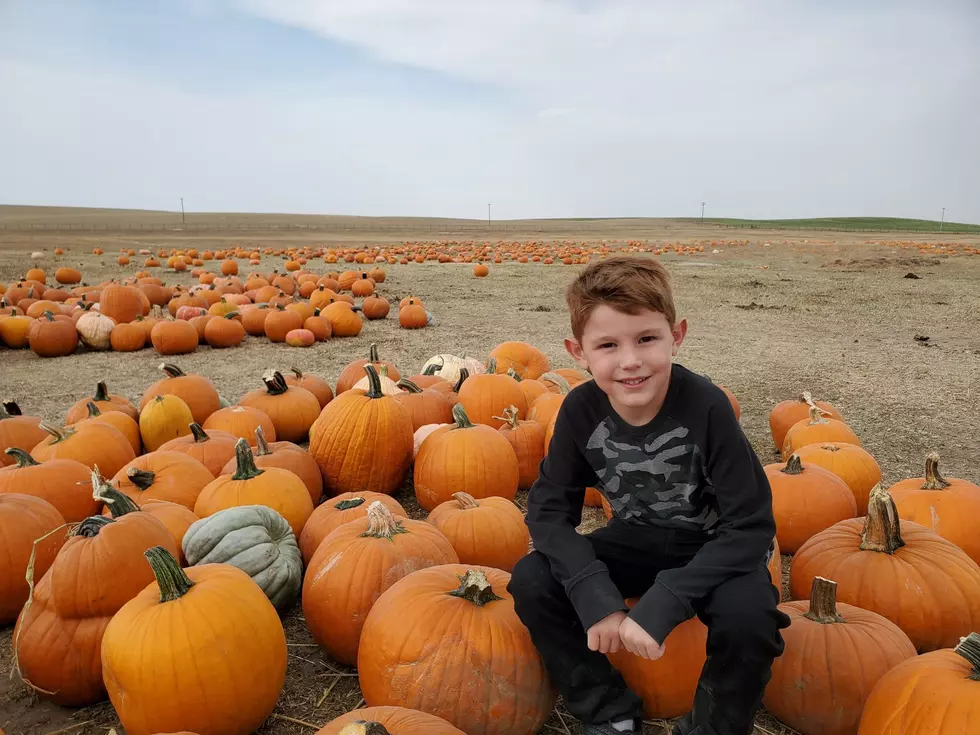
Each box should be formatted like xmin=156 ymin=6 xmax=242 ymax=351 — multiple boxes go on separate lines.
xmin=587 ymin=629 xmax=599 ymax=651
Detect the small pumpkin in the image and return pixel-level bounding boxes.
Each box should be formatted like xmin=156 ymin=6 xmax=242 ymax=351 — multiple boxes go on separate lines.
xmin=426 ymin=491 xmax=529 ymax=572
xmin=158 ymin=422 xmax=239 ymax=476
xmin=298 ymin=492 xmax=408 ymax=565
xmin=770 ymin=392 xmax=844 ymax=450
xmin=75 ymin=310 xmax=116 ymax=350
xmin=101 ymin=546 xmax=287 ymax=735
xmin=494 ymin=405 xmax=545 ymax=490
xmin=111 ymin=450 xmax=215 ymax=510
xmin=65 ymin=380 xmax=139 ymax=423
xmin=782 ymin=404 xmax=861 ymax=460
xmin=303 ymin=501 xmax=458 ymax=665
xmin=398 ymin=298 xmax=427 ymax=329
xmin=220 ymin=425 xmax=322 ymax=506
xmin=204 ymin=311 xmax=245 ymax=348
xmin=182 ymin=505 xmax=303 ymax=610
xmin=336 ymin=343 xmax=402 ymax=394
xmin=318 ymin=707 xmax=465 ymax=734
xmin=140 ymin=363 xmax=221 ymax=425
xmin=527 ymin=372 xmax=570 ymax=429
xmin=195 ymin=438 xmax=313 ymax=537
xmin=150 ymin=319 xmax=198 ymax=355
xmin=0 ymin=494 xmax=66 ymax=624
xmin=31 ymin=420 xmax=136 ymax=479
xmin=0 ymin=401 xmax=47 ymax=466
xmin=29 ymin=310 xmax=79 ymax=356
xmin=238 ymin=369 xmax=320 ymax=443
xmin=110 ymin=321 xmax=147 ymax=351
xmin=0 ymin=448 xmax=98 ymax=521
xmin=285 ymin=366 xmax=334 ymax=408
xmin=202 ymin=405 xmax=277 ymax=445
xmin=139 ymin=394 xmax=194 ymax=452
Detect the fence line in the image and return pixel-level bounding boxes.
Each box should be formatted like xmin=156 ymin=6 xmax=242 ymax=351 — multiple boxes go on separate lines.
xmin=0 ymin=220 xmax=976 ymax=235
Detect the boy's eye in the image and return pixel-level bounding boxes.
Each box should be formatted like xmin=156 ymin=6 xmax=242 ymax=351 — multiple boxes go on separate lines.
xmin=639 ymin=335 xmax=658 ymax=343
xmin=598 ymin=342 xmax=615 ymax=349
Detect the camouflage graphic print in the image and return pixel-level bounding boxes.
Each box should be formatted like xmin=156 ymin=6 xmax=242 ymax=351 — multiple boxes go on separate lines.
xmin=584 ymin=418 xmax=719 ymax=529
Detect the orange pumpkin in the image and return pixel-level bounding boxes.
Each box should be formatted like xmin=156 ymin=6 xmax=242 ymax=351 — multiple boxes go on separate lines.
xmin=0 ymin=494 xmax=66 ymax=624
xmin=769 ymin=392 xmax=844 ymax=450
xmin=336 ymin=344 xmax=402 ymax=394
xmin=0 ymin=448 xmax=98 ymax=522
xmin=426 ymin=491 xmax=529 ymax=572
xmin=0 ymin=401 xmax=47 ymax=467
xmin=111 ymin=451 xmax=215 ymax=510
xmin=202 ymin=405 xmax=276 ymax=445
xmin=317 ymin=706 xmax=464 ymax=734
xmin=238 ymin=369 xmax=320 ymax=443
xmin=220 ymin=425 xmax=322 ymax=506
xmin=457 ymin=358 xmax=528 ymax=429
xmin=140 ymin=363 xmax=221 ymax=425
xmin=494 ymin=406 xmax=545 ymax=490
xmin=285 ymin=366 xmax=334 ymax=408
xmin=31 ymin=421 xmax=136 ymax=479
xmin=158 ymin=423 xmax=239 ymax=476
xmin=794 ymin=442 xmax=882 ymax=515
xmin=392 ymin=379 xmax=453 ymax=431
xmin=488 ymin=341 xmax=550 ymax=379
xmin=298 ymin=492 xmax=408 ymax=565
xmin=781 ymin=404 xmax=858 ymax=459
xmin=65 ymin=381 xmax=139 ymax=424
xmin=150 ymin=319 xmax=198 ymax=355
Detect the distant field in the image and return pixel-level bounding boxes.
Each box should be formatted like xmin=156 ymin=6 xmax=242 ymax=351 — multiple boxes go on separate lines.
xmin=694 ymin=216 xmax=980 ymax=234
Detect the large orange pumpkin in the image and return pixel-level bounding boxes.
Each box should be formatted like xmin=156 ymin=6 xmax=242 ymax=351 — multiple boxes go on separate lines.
xmin=426 ymin=492 xmax=529 ymax=572
xmin=65 ymin=381 xmax=139 ymax=424
xmin=158 ymin=423 xmax=239 ymax=476
xmin=220 ymin=425 xmax=322 ymax=505
xmin=790 ymin=485 xmax=980 ymax=652
xmin=31 ymin=420 xmax=136 ymax=479
xmin=456 ymin=357 xmax=528 ymax=429
xmin=111 ymin=451 xmax=215 ymax=510
xmin=794 ymin=442 xmax=882 ymax=515
xmin=238 ymin=369 xmax=320 ymax=443
xmin=140 ymin=363 xmax=221 ymax=425
xmin=303 ymin=501 xmax=458 ymax=665
xmin=488 ymin=341 xmax=550 ymax=380
xmin=317 ymin=707 xmax=465 ymax=734
xmin=494 ymin=405 xmax=545 ymax=490
xmin=308 ymin=365 xmax=414 ymax=497
xmin=358 ymin=565 xmax=556 ymax=735
xmin=0 ymin=448 xmax=98 ymax=522
xmin=0 ymin=401 xmax=47 ymax=467
xmin=202 ymin=405 xmax=276 ymax=445
xmin=0 ymin=494 xmax=66 ymax=624
xmin=890 ymin=452 xmax=980 ymax=565
xmin=413 ymin=404 xmax=519 ymax=512
xmin=101 ymin=546 xmax=287 ymax=735
xmin=769 ymin=392 xmax=844 ymax=450
xmin=856 ymin=631 xmax=980 ymax=734
xmin=336 ymin=343 xmax=402 ymax=394
xmin=298 ymin=492 xmax=408 ymax=565
xmin=782 ymin=405 xmax=861 ymax=460
xmin=764 ymin=576 xmax=917 ymax=735
xmin=13 ymin=507 xmax=177 ymax=705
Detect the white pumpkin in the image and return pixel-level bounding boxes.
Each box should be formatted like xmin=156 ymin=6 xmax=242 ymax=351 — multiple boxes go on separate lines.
xmin=414 ymin=423 xmax=449 ymax=458
xmin=420 ymin=353 xmax=486 ymax=385
xmin=352 ymin=364 xmax=399 ymax=396
xmin=75 ymin=310 xmax=116 ymax=350
xmin=182 ymin=504 xmax=303 ymax=610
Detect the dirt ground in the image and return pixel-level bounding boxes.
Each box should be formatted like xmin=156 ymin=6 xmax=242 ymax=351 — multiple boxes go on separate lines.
xmin=1 ymin=220 xmax=979 ymax=735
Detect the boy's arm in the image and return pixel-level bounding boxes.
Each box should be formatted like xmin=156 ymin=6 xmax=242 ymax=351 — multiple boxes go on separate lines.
xmin=525 ymin=403 xmax=628 ymax=631
xmin=628 ymin=399 xmax=776 ymax=644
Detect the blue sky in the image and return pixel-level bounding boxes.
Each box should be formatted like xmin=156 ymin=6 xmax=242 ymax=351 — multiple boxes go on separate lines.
xmin=1 ymin=0 xmax=978 ymax=221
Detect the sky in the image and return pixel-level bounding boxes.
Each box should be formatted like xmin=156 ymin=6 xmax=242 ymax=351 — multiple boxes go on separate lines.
xmin=1 ymin=0 xmax=978 ymax=221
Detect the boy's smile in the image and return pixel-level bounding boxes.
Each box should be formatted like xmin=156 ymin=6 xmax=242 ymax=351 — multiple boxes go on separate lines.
xmin=565 ymin=304 xmax=687 ymax=426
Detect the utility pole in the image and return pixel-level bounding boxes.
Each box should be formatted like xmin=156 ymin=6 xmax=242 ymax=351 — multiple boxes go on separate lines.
xmin=940 ymin=207 xmax=945 ymax=233
xmin=700 ymin=201 xmax=706 ymax=224
xmin=180 ymin=197 xmax=185 ymax=226
xmin=488 ymin=203 xmax=491 ymax=227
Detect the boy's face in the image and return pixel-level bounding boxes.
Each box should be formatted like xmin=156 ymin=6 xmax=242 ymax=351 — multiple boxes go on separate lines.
xmin=565 ymin=304 xmax=687 ymax=424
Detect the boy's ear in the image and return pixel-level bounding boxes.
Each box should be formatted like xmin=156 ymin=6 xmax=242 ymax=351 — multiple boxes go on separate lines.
xmin=671 ymin=318 xmax=688 ymax=356
xmin=564 ymin=337 xmax=590 ymax=371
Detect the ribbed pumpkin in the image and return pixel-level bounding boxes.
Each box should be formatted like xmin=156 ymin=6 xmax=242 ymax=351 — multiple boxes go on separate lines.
xmin=298 ymin=492 xmax=408 ymax=565
xmin=238 ymin=369 xmax=320 ymax=443
xmin=140 ymin=363 xmax=221 ymax=424
xmin=202 ymin=405 xmax=276 ymax=445
xmin=782 ymin=405 xmax=861 ymax=460
xmin=0 ymin=448 xmax=98 ymax=521
xmin=457 ymin=357 xmax=528 ymax=429
xmin=194 ymin=438 xmax=313 ymax=537
xmin=393 ymin=379 xmax=453 ymax=430
xmin=111 ymin=451 xmax=215 ymax=510
xmin=13 ymin=505 xmax=176 ymax=705
xmin=303 ymin=501 xmax=458 ymax=665
xmin=0 ymin=401 xmax=47 ymax=467
xmin=608 ymin=608 xmax=708 ymax=720
xmin=99 ymin=284 xmax=143 ymax=324
xmin=890 ymin=452 xmax=980 ymax=565
xmin=140 ymin=394 xmax=194 ymax=452
xmin=414 ymin=404 xmax=520 ymax=512
xmin=765 ymin=453 xmax=857 ymax=554
xmin=65 ymin=380 xmax=139 ymax=423
xmin=101 ymin=546 xmax=287 ymax=735
xmin=790 ymin=485 xmax=980 ymax=652
xmin=336 ymin=343 xmax=402 ymax=393
xmin=308 ymin=365 xmax=414 ymax=497
xmin=79 ymin=401 xmax=141 ymax=455
xmin=95 ymin=480 xmax=198 ymax=564
xmin=426 ymin=492 xmax=529 ymax=572
xmin=856 ymin=632 xmax=980 ymax=735
xmin=30 ymin=311 xmax=79 ymax=356
xmin=794 ymin=442 xmax=882 ymax=515
xmin=264 ymin=303 xmax=303 ymax=342
xmin=770 ymin=392 xmax=844 ymax=450
xmin=150 ymin=319 xmax=198 ymax=355
xmin=317 ymin=707 xmax=465 ymax=734
xmin=420 ymin=353 xmax=486 ymax=385
xmin=0 ymin=493 xmax=66 ymax=624
xmin=285 ymin=366 xmax=334 ymax=408
xmin=358 ymin=566 xmax=556 ymax=735
xmin=494 ymin=406 xmax=545 ymax=490
xmin=31 ymin=420 xmax=136 ymax=479
xmin=527 ymin=372 xmax=570 ymax=428
xmin=220 ymin=425 xmax=322 ymax=505
xmin=764 ymin=576 xmax=917 ymax=735
xmin=488 ymin=341 xmax=550 ymax=380
xmin=511 ymin=370 xmax=550 ymax=407
xmin=158 ymin=423 xmax=239 ymax=476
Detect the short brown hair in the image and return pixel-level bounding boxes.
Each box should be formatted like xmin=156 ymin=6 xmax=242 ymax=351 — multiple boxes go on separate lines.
xmin=565 ymin=255 xmax=675 ymax=341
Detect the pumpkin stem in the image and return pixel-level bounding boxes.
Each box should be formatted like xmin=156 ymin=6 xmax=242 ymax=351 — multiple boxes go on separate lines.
xmin=290 ymin=366 xmax=304 ymax=380
xmin=821 ymin=444 xmax=841 ymax=452
xmin=859 ymin=484 xmax=905 ymax=553
xmin=126 ymin=467 xmax=157 ymax=492
xmin=93 ymin=477 xmax=140 ymax=517
xmin=73 ymin=515 xmax=113 ymax=537
xmin=360 ymin=500 xmax=407 ymax=541
xmin=491 ymin=406 xmax=521 ymax=430
xmin=5 ymin=447 xmax=40 ymax=466
xmin=803 ymin=577 xmax=844 ymax=624
xmin=337 ymin=722 xmax=393 ymax=735
xmin=145 ymin=545 xmax=195 ymax=603
xmin=453 ymin=368 xmax=470 ymax=393
xmin=231 ymin=437 xmax=265 ymax=480
xmin=451 ymin=403 xmax=476 ymax=430
xmin=37 ymin=421 xmax=71 ymax=443
xmin=93 ymin=381 xmax=110 ymax=402
xmin=189 ymin=422 xmax=210 ymax=443
xmin=253 ymin=424 xmax=273 ymax=456
xmin=85 ymin=401 xmax=102 ymax=418
xmin=261 ymin=369 xmax=289 ymax=396
xmin=806 ymin=404 xmax=829 ymax=425
xmin=396 ymin=378 xmax=423 ymax=394
xmin=360 ymin=364 xmax=385 ymax=400
xmin=1 ymin=400 xmax=24 ymax=417
xmin=335 ymin=496 xmax=366 ymax=511
xmin=422 ymin=363 xmax=440 ymax=376
xmin=159 ymin=363 xmax=186 ymax=379
xmin=507 ymin=367 xmax=523 ymax=382
xmin=540 ymin=372 xmax=571 ymax=394
xmin=448 ymin=569 xmax=503 ymax=606
xmin=368 ymin=343 xmax=379 ymax=363
xmin=954 ymin=633 xmax=980 ymax=680
xmin=486 ymin=356 xmax=498 ymax=373
xmin=920 ymin=451 xmax=951 ymax=490
xmin=781 ymin=453 xmax=804 ymax=476
xmin=452 ymin=492 xmax=480 ymax=510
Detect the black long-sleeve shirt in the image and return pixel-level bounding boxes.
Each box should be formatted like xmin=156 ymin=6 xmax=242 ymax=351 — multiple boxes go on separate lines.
xmin=524 ymin=363 xmax=776 ymax=644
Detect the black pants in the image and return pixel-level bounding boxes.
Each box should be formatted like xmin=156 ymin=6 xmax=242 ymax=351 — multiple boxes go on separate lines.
xmin=507 ymin=520 xmax=789 ymax=735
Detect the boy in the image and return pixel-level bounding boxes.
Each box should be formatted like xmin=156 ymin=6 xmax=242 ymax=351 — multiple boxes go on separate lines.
xmin=508 ymin=256 xmax=789 ymax=735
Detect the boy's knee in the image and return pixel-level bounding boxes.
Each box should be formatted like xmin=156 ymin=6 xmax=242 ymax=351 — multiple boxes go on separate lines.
xmin=507 ymin=551 xmax=556 ymax=599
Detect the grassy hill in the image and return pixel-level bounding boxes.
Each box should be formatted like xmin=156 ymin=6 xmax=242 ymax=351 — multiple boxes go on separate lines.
xmin=689 ymin=216 xmax=980 ymax=234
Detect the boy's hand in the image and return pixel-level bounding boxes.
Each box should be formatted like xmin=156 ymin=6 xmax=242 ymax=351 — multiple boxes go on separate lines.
xmin=586 ymin=611 xmax=628 ymax=654
xmin=618 ymin=616 xmax=665 ymax=660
